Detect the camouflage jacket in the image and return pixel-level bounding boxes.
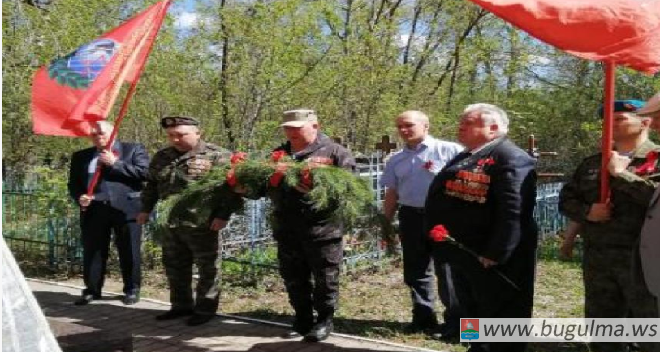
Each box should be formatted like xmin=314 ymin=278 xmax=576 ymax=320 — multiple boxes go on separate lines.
xmin=141 ymin=141 xmax=238 ymax=223
xmin=559 ymin=139 xmax=660 ymax=248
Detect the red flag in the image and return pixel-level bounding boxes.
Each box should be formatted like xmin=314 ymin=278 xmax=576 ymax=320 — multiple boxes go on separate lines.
xmin=467 ymin=0 xmax=660 ymax=73
xmin=31 ymin=1 xmax=170 ymax=137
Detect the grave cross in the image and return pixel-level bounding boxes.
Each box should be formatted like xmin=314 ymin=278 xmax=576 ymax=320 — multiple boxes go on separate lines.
xmin=375 ymin=135 xmax=397 ymax=155
xmin=527 ymin=134 xmax=563 ymax=179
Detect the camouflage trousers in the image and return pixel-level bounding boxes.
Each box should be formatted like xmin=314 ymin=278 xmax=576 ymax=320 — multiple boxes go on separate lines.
xmin=276 ymin=235 xmax=343 ymax=325
xmin=161 ymin=226 xmax=222 ymax=315
xmin=583 ymin=246 xmax=659 ymax=352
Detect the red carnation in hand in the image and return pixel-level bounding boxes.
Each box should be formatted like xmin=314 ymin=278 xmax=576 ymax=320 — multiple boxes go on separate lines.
xmin=271 ymin=150 xmax=287 ymax=162
xmin=423 ymin=160 xmax=434 ymax=170
xmin=429 ymin=225 xmax=450 ymax=242
xmin=230 ymin=152 xmax=248 ymax=165
xmin=427 ymin=223 xmax=521 ymax=291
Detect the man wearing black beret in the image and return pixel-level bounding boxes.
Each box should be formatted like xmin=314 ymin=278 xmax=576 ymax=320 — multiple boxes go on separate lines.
xmin=137 ymin=116 xmax=242 ymax=326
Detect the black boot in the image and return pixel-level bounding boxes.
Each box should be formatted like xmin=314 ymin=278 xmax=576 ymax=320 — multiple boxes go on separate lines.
xmin=74 ymin=293 xmax=102 ymax=306
xmin=122 ymin=293 xmax=139 ymax=305
xmin=186 ymin=314 xmax=214 ymax=326
xmin=155 ymin=308 xmax=194 ymax=320
xmin=282 ymin=312 xmax=314 ymax=339
xmin=303 ymin=315 xmax=333 ymax=343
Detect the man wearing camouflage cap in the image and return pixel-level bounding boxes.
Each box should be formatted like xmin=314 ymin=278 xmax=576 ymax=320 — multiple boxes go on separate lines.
xmin=137 ymin=116 xmax=242 ymax=326
xmin=560 ymin=100 xmax=660 ymax=352
xmin=270 ymin=109 xmax=355 ymax=342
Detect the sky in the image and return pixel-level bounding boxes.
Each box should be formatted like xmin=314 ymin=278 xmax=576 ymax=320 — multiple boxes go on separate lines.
xmin=171 ymin=0 xmax=203 ymax=29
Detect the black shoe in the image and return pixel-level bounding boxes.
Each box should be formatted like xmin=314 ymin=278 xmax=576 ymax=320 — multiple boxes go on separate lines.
xmin=74 ymin=294 xmax=100 ymax=306
xmin=282 ymin=320 xmax=313 ymax=339
xmin=155 ymin=309 xmax=194 ymax=321
xmin=186 ymin=314 xmax=214 ymax=326
xmin=403 ymin=321 xmax=437 ymax=334
xmin=303 ymin=320 xmax=333 ymax=343
xmin=122 ymin=294 xmax=139 ymax=305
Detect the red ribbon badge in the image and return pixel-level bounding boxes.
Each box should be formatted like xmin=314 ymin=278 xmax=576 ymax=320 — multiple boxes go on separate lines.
xmin=635 ymin=150 xmax=659 ymax=175
xmin=477 ymin=157 xmax=495 ymax=167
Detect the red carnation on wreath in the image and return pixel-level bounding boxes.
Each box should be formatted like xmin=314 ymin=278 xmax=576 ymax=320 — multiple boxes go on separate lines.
xmin=227 ymin=152 xmax=248 ymax=187
xmin=423 ymin=160 xmax=434 ymax=170
xmin=230 ymin=152 xmax=248 ymax=165
xmin=477 ymin=157 xmax=495 ymax=166
xmin=300 ymin=166 xmax=313 ymax=187
xmin=271 ymin=150 xmax=287 ymax=162
xmin=269 ymin=163 xmax=288 ymax=187
xmin=635 ymin=150 xmax=659 ymax=175
xmin=226 ymin=170 xmax=238 ymax=187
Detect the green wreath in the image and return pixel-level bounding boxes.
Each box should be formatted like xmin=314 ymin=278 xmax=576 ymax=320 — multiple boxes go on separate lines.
xmin=153 ymin=153 xmax=397 ymax=254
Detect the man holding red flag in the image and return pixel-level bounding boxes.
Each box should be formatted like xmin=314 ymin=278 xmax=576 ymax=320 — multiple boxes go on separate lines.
xmin=68 ymin=121 xmax=149 ymax=306
xmin=32 ymin=0 xmax=170 ymax=305
xmin=560 ymin=100 xmax=660 ymax=352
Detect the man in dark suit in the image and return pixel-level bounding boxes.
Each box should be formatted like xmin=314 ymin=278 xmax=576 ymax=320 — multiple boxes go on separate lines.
xmin=68 ymin=121 xmax=149 ymax=306
xmin=425 ymin=104 xmax=538 ymax=352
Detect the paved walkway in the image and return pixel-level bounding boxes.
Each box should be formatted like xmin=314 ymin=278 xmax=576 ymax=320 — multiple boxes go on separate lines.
xmin=29 ymin=280 xmax=432 ymax=352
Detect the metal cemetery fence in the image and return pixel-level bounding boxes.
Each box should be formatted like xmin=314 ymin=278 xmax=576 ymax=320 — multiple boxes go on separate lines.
xmin=2 ymin=154 xmax=567 ymax=272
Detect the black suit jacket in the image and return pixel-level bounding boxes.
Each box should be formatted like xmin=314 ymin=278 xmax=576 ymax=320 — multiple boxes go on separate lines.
xmin=425 ymin=137 xmax=538 ymax=270
xmin=68 ymin=141 xmax=149 ymax=220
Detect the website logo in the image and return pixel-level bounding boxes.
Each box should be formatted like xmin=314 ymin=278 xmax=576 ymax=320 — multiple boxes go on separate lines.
xmin=461 ymin=319 xmax=480 ymax=340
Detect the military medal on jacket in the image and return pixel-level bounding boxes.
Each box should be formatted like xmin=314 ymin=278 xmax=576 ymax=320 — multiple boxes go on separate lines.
xmin=445 ymin=157 xmax=494 ymax=203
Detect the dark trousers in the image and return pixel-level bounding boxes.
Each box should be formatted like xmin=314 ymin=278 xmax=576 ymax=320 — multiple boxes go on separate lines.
xmin=446 ymin=247 xmax=535 ymax=352
xmin=161 ymin=227 xmax=222 ymax=315
xmin=80 ymin=202 xmax=141 ymax=296
xmin=277 ymin=234 xmax=343 ymax=324
xmin=399 ymin=206 xmax=461 ymax=329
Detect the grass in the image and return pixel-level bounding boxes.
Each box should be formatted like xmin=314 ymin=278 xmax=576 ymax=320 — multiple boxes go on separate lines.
xmin=21 ymin=237 xmax=590 ymax=352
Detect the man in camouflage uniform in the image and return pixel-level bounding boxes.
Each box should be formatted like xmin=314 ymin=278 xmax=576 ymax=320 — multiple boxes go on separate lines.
xmin=137 ymin=116 xmax=241 ymax=326
xmin=270 ymin=109 xmax=355 ymax=342
xmin=560 ymin=100 xmax=660 ymax=352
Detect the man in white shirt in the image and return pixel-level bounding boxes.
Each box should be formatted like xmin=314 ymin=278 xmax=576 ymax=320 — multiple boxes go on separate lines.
xmin=380 ymin=110 xmax=463 ymax=338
